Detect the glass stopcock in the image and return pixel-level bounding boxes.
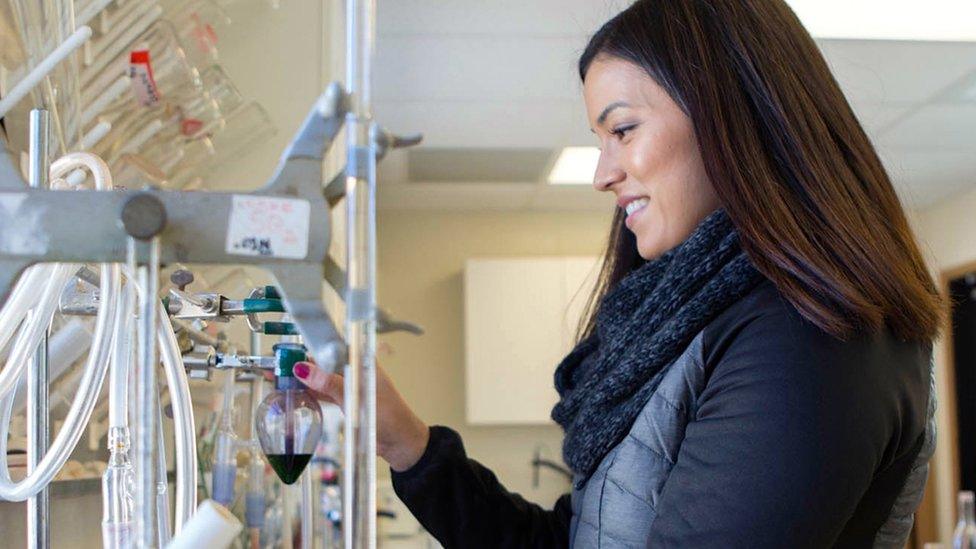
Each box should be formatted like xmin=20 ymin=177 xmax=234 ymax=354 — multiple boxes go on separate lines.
xmin=255 ymin=343 xmax=323 ymax=485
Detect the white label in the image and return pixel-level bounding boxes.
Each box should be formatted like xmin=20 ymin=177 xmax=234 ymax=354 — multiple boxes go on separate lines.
xmin=226 ymin=195 xmax=310 ymax=259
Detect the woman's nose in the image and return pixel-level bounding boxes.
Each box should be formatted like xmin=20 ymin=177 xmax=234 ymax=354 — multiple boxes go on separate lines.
xmin=592 ymin=152 xmax=625 ymax=192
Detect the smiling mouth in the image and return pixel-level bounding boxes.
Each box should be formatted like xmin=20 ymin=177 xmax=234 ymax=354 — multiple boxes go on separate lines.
xmin=624 ymin=198 xmax=649 ymax=217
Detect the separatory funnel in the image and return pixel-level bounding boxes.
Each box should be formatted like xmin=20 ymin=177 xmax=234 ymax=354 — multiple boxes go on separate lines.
xmin=255 ymin=343 xmax=323 ymax=484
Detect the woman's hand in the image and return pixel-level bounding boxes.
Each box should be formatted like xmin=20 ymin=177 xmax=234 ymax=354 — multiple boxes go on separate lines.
xmin=292 ymin=361 xmax=430 ymax=472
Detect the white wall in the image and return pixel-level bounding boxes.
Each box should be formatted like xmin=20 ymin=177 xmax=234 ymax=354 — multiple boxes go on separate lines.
xmin=376 ymin=209 xmax=614 ymax=506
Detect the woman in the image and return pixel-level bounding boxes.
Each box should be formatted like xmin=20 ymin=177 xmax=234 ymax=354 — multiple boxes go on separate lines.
xmin=293 ymin=1 xmax=942 ymax=546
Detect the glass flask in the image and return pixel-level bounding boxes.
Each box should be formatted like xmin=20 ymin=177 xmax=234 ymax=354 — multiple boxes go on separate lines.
xmin=255 ymin=343 xmax=323 ymax=485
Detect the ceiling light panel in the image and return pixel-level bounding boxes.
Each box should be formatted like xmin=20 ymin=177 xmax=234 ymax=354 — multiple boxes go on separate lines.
xmin=548 ymin=147 xmax=600 ymax=185
xmin=787 ymin=0 xmax=976 ymax=42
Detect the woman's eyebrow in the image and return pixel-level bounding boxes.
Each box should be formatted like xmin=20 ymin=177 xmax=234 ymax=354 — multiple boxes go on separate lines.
xmin=596 ymin=101 xmax=631 ymax=126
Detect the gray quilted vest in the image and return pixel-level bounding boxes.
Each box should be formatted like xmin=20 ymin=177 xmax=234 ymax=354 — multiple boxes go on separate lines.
xmin=566 ymin=331 xmax=937 ymax=548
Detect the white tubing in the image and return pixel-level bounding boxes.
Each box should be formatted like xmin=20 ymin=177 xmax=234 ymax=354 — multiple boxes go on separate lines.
xmin=0 ymin=150 xmax=118 ymax=501
xmin=50 ymin=152 xmax=113 ymax=189
xmin=81 ymin=121 xmax=113 ymax=151
xmin=0 ymin=263 xmax=120 ymax=500
xmin=0 ymin=26 xmax=93 ymax=118
xmin=0 ymin=265 xmax=52 ymax=353
xmin=0 ymin=265 xmax=75 ymax=401
xmin=109 ymin=283 xmax=135 ymax=428
xmin=158 ymin=305 xmax=197 ymax=532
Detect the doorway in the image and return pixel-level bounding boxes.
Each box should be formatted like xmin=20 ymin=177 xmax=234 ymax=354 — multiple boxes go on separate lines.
xmin=951 ymin=273 xmax=976 ymax=492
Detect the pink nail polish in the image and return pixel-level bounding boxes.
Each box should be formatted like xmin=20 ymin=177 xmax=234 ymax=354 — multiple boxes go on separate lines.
xmin=294 ymin=362 xmax=310 ymax=378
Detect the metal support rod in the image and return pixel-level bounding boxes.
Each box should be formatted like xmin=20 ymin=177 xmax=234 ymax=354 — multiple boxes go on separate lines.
xmin=132 ymin=236 xmax=161 ymax=548
xmin=248 ymin=330 xmax=263 ymax=549
xmin=249 ymin=331 xmax=262 ymax=440
xmin=27 ymin=108 xmax=51 ymax=549
xmin=343 ymin=0 xmax=378 ymax=547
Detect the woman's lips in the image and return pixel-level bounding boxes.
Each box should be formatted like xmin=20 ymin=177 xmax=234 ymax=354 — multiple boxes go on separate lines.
xmin=624 ymin=197 xmax=649 ymax=229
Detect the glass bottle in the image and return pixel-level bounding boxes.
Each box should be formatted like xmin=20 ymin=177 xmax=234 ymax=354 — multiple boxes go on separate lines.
xmin=955 ymin=491 xmax=976 ymax=549
xmin=255 ymin=343 xmax=323 ymax=485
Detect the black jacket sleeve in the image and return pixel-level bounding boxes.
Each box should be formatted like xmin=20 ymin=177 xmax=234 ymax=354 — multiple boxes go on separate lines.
xmin=391 ymin=426 xmax=572 ymax=549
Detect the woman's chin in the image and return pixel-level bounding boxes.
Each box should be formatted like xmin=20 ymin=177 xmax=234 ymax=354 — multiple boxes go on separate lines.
xmin=636 ymin=240 xmax=666 ymax=261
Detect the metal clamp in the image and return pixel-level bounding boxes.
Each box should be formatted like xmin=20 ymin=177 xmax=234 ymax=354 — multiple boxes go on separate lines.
xmin=168 ymin=290 xmax=222 ymax=319
xmin=214 ymin=353 xmax=275 ymax=373
xmin=58 ymin=268 xmax=101 ymax=316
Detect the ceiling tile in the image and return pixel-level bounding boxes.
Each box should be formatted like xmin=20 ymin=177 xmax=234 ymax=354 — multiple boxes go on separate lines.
xmin=818 ymin=39 xmax=976 ymax=104
xmin=375 ymin=36 xmax=584 ymax=102
xmin=374 ymin=100 xmax=586 ymax=149
xmin=377 ymin=0 xmax=629 ymax=37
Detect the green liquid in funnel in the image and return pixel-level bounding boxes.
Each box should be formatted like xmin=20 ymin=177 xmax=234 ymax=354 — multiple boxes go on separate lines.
xmin=266 ymin=453 xmax=312 ymax=485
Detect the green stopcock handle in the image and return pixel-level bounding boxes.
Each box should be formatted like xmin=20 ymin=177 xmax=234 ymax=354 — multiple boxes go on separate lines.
xmin=263 ymin=286 xmax=281 ymax=300
xmin=243 ymin=298 xmax=285 ymax=314
xmin=263 ymin=321 xmax=299 ymax=336
xmin=273 ymin=342 xmax=307 ymax=377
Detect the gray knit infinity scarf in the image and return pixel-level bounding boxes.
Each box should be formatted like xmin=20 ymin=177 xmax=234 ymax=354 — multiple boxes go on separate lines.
xmin=551 ymin=209 xmax=763 ymax=478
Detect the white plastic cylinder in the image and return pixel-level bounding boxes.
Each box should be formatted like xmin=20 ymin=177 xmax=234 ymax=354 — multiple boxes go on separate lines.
xmin=0 ymin=26 xmax=93 ymax=118
xmin=165 ymin=500 xmax=242 ymax=549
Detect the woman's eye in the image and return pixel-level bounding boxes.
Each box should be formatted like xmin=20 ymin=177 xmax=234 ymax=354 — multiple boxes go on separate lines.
xmin=611 ymin=125 xmax=636 ymax=139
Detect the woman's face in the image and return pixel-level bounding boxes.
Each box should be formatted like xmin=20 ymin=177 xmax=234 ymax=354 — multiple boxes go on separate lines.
xmin=583 ymin=56 xmax=720 ymax=260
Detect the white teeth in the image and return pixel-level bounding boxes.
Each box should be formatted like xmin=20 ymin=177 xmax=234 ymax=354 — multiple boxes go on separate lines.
xmin=625 ymin=198 xmax=649 ymax=216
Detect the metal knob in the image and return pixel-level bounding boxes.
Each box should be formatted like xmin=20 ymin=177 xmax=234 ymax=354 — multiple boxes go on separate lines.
xmin=170 ymin=269 xmax=195 ymax=290
xmin=120 ymin=192 xmax=167 ymax=240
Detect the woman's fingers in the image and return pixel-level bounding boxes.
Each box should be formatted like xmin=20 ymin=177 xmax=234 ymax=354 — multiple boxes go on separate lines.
xmin=294 ymin=361 xmax=344 ymax=406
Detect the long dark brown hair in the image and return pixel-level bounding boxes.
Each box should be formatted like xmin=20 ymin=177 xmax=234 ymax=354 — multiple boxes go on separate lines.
xmin=577 ymin=0 xmax=942 ymax=342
